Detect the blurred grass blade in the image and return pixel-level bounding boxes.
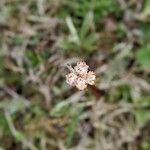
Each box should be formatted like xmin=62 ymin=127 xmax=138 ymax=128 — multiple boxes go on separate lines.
xmin=4 ymin=111 xmax=38 ymax=150
xmin=50 ymin=100 xmax=70 ymax=117
xmin=4 ymin=111 xmax=24 ymax=141
xmin=66 ymin=105 xmax=83 ymax=148
xmin=136 ymin=46 xmax=150 ymax=70
xmin=66 ymin=16 xmax=80 ymax=44
xmin=80 ymin=11 xmax=94 ymax=39
xmin=0 ymin=98 xmax=30 ymax=114
xmin=134 ymin=109 xmax=150 ymax=127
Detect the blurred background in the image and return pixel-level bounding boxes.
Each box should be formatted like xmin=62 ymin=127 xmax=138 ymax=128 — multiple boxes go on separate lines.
xmin=0 ymin=0 xmax=150 ymax=149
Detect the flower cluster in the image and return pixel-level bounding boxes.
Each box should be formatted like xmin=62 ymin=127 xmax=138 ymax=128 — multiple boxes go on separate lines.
xmin=66 ymin=61 xmax=96 ymax=90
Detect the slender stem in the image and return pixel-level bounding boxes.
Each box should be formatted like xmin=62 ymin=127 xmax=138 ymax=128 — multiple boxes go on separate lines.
xmin=88 ymin=85 xmax=106 ymax=98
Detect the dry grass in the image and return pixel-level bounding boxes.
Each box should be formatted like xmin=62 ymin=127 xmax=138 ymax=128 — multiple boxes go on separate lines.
xmin=0 ymin=0 xmax=150 ymax=149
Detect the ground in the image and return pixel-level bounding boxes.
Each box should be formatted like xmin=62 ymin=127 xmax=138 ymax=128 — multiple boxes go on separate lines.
xmin=0 ymin=0 xmax=150 ymax=150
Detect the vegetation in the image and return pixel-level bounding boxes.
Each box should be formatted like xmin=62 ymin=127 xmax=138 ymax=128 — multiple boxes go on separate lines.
xmin=0 ymin=0 xmax=150 ymax=149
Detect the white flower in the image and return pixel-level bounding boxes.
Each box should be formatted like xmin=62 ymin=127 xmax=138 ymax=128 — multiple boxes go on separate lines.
xmin=86 ymin=71 xmax=96 ymax=85
xmin=66 ymin=73 xmax=77 ymax=86
xmin=74 ymin=61 xmax=89 ymax=76
xmin=75 ymin=77 xmax=87 ymax=90
xmin=66 ymin=61 xmax=96 ymax=90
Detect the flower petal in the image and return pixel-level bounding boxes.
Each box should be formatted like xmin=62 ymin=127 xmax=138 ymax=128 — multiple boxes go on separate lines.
xmin=66 ymin=73 xmax=77 ymax=86
xmin=86 ymin=71 xmax=96 ymax=85
xmin=75 ymin=77 xmax=87 ymax=90
xmin=74 ymin=61 xmax=89 ymax=76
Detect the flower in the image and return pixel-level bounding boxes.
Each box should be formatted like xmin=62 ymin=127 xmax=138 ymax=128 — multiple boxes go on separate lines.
xmin=86 ymin=71 xmax=96 ymax=85
xmin=66 ymin=61 xmax=96 ymax=90
xmin=66 ymin=73 xmax=77 ymax=86
xmin=74 ymin=61 xmax=89 ymax=77
xmin=75 ymin=77 xmax=87 ymax=90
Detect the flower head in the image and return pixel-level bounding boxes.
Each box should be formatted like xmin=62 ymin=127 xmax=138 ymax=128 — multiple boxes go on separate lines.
xmin=66 ymin=61 xmax=96 ymax=90
xmin=75 ymin=77 xmax=87 ymax=90
xmin=86 ymin=71 xmax=96 ymax=85
xmin=66 ymin=72 xmax=77 ymax=86
xmin=74 ymin=61 xmax=89 ymax=77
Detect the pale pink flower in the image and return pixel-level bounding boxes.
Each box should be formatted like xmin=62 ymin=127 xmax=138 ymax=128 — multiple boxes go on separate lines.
xmin=74 ymin=61 xmax=89 ymax=76
xmin=66 ymin=72 xmax=77 ymax=86
xmin=86 ymin=71 xmax=96 ymax=85
xmin=75 ymin=77 xmax=87 ymax=90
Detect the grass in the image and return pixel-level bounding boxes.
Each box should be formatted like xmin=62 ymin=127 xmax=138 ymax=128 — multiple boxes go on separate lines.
xmin=0 ymin=0 xmax=150 ymax=149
